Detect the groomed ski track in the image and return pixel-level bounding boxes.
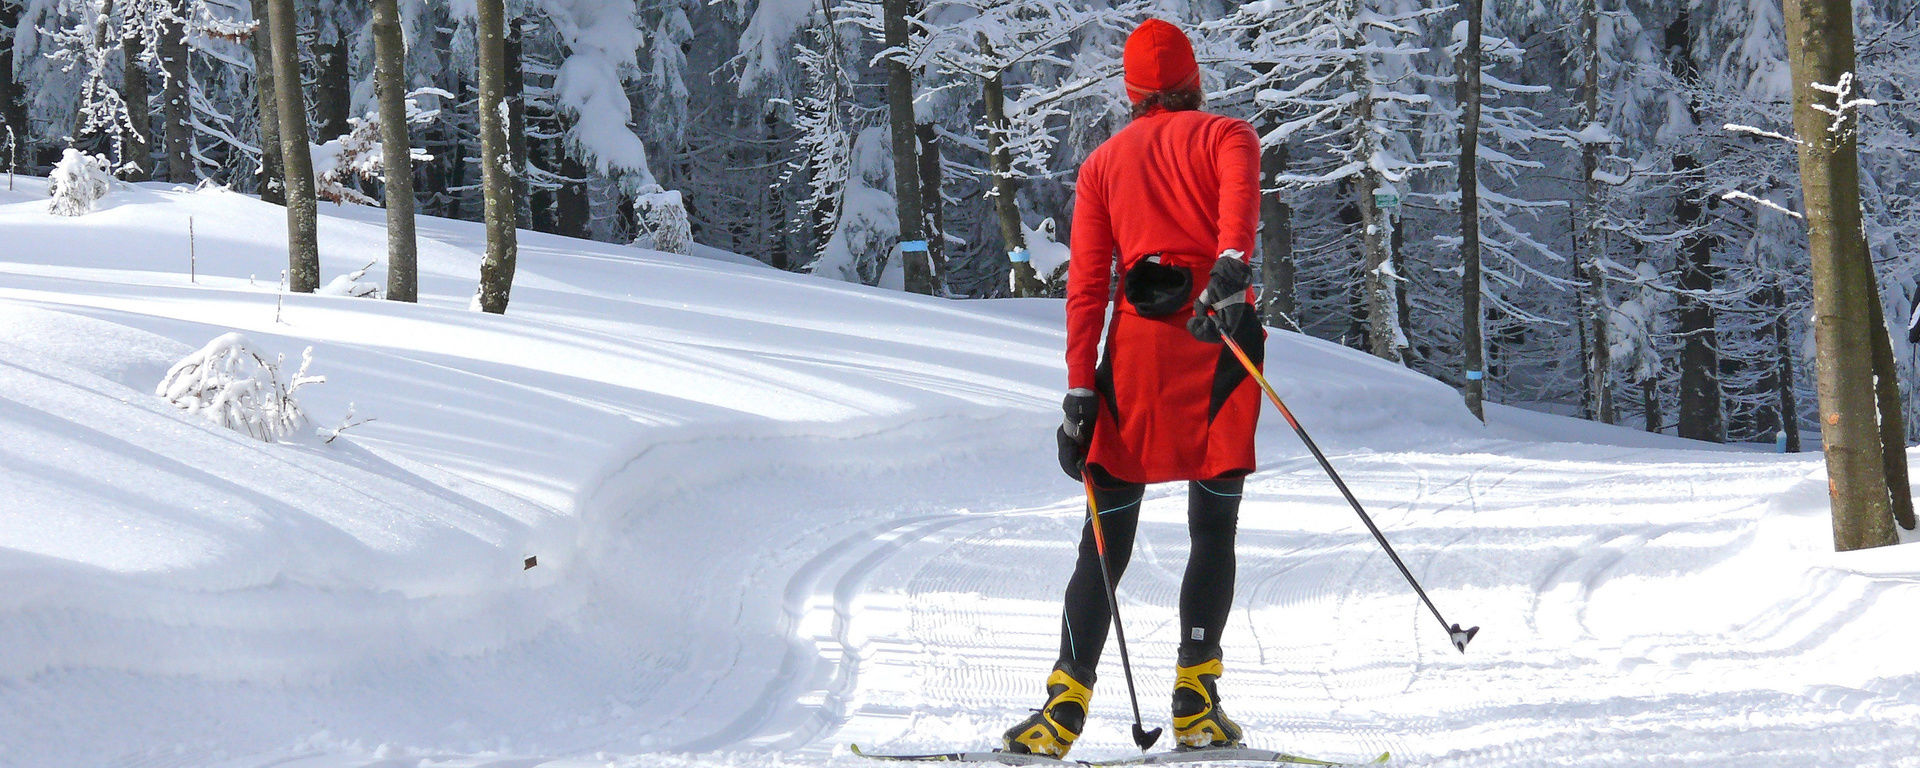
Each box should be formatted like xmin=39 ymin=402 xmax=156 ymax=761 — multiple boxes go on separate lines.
xmin=2 ymin=182 xmax=1918 ymax=768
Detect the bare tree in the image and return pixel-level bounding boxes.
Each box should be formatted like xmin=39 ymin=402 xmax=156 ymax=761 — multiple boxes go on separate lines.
xmin=1578 ymin=0 xmax=1613 ymax=424
xmin=882 ymin=0 xmax=930 ymax=295
xmin=120 ymin=31 xmax=151 ymax=180
xmin=1458 ymin=0 xmax=1485 ymax=419
xmin=1783 ymin=0 xmax=1895 ymax=550
xmin=248 ymin=0 xmax=283 ymax=204
xmin=266 ymin=0 xmax=318 ymax=292
xmin=159 ymin=0 xmax=190 ymax=181
xmin=371 ymin=0 xmax=416 ymax=302
xmin=981 ymin=57 xmax=1043 ymax=297
xmin=474 ymin=0 xmax=518 ymax=314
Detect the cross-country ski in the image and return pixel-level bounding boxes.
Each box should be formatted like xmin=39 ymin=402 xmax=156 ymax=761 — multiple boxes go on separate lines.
xmin=4 ymin=1 xmax=1919 ymax=767
xmin=851 ymin=744 xmax=1389 ymax=767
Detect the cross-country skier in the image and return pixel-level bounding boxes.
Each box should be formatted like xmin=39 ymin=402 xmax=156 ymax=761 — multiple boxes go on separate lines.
xmin=1003 ymin=17 xmax=1264 ymax=759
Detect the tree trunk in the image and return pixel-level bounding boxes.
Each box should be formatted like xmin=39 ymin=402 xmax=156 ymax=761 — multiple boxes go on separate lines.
xmin=312 ymin=35 xmax=350 ymax=142
xmin=1666 ymin=13 xmax=1723 ymax=443
xmin=1355 ymin=39 xmax=1401 ymax=365
xmin=882 ymin=0 xmax=928 ymax=294
xmin=1784 ymin=0 xmax=1897 ymax=550
xmin=372 ymin=0 xmax=416 ymax=303
xmin=1458 ymin=0 xmax=1485 ymax=420
xmin=916 ymin=120 xmax=944 ymax=293
xmin=268 ymin=0 xmax=319 ymax=292
xmin=1580 ymin=0 xmax=1613 ymax=424
xmin=248 ymin=0 xmax=284 ymax=204
xmin=474 ymin=0 xmax=518 ymax=314
xmin=984 ymin=63 xmax=1041 ymax=297
xmin=160 ymin=0 xmax=191 ymax=181
xmin=1673 ymin=154 xmax=1723 ymax=442
xmin=557 ymin=148 xmax=589 ymax=239
xmin=1772 ymin=283 xmax=1802 ymax=452
xmin=0 ymin=0 xmax=26 ymax=172
xmin=1643 ymin=377 xmax=1659 ymax=433
xmin=1260 ymin=141 xmax=1295 ymax=329
xmin=121 ymin=35 xmax=152 ymax=181
xmin=1865 ymin=284 xmax=1915 ymax=529
xmin=506 ymin=22 xmax=530 ymax=230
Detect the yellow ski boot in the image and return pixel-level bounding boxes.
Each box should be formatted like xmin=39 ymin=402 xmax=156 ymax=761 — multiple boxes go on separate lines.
xmin=1002 ymin=661 xmax=1095 ymax=757
xmin=1171 ymin=649 xmax=1243 ymax=750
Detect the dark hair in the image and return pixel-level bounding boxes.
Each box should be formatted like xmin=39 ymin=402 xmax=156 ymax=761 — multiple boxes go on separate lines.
xmin=1130 ymin=88 xmax=1205 ymax=119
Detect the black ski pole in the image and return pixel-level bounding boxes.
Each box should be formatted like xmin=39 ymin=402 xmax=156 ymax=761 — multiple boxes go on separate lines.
xmin=1209 ymin=311 xmax=1480 ymax=653
xmin=1083 ymin=473 xmax=1163 ymax=751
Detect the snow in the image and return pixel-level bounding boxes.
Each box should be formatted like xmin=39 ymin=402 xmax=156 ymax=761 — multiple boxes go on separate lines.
xmin=2 ymin=178 xmax=1919 ymax=768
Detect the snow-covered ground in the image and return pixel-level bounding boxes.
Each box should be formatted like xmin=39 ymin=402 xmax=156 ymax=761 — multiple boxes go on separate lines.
xmin=1 ymin=179 xmax=1917 ymax=768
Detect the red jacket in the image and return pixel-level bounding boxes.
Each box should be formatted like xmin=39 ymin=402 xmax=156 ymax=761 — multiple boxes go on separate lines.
xmin=1065 ymin=108 xmax=1262 ymax=483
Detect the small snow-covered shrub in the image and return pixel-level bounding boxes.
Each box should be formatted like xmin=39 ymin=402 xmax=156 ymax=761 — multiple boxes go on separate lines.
xmin=317 ymin=261 xmax=381 ymax=298
xmin=47 ymin=148 xmax=112 ymax=216
xmin=156 ymin=333 xmax=325 ymax=442
xmin=632 ymin=187 xmax=692 ymax=256
xmin=311 ymin=105 xmax=436 ymax=205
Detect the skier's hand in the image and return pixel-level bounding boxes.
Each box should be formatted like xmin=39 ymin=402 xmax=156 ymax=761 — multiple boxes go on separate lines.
xmin=1057 ymin=389 xmax=1098 ymax=481
xmin=1187 ymin=253 xmax=1252 ymax=343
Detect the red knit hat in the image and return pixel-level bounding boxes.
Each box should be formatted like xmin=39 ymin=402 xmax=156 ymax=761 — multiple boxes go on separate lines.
xmin=1124 ymin=18 xmax=1200 ymax=103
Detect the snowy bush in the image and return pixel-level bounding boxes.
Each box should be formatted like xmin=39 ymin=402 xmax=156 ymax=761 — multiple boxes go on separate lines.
xmin=311 ymin=107 xmax=436 ymax=206
xmin=156 ymin=333 xmax=325 ymax=442
xmin=631 ymin=188 xmax=692 ymax=256
xmin=47 ymin=148 xmax=113 ymax=216
xmin=317 ymin=262 xmax=381 ymax=299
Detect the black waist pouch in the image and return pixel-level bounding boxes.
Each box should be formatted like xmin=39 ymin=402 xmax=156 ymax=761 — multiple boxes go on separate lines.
xmin=1122 ymin=254 xmax=1192 ymax=317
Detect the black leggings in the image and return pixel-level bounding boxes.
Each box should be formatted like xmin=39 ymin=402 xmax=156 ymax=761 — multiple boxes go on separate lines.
xmin=1058 ymin=478 xmax=1242 ymax=668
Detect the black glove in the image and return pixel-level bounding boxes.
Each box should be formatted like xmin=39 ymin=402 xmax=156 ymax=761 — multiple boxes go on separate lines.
xmin=1056 ymin=389 xmax=1098 ymax=481
xmin=1187 ymin=253 xmax=1252 ymax=343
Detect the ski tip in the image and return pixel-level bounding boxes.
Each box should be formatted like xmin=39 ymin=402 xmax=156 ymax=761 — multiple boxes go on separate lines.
xmin=850 ymin=744 xmax=869 ymax=757
xmin=1371 ymin=751 xmax=1392 ymax=764
xmin=1449 ymin=624 xmax=1480 ymax=653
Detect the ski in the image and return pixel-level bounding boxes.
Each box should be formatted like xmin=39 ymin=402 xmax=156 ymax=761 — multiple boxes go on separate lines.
xmin=850 ymin=744 xmax=1389 ymax=767
xmin=1090 ymin=747 xmax=1390 ymax=767
xmin=849 ymin=743 xmax=1076 ymax=765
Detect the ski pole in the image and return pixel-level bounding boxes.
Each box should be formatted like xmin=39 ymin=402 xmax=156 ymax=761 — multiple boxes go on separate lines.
xmin=1084 ymin=472 xmax=1163 ymax=751
xmin=1208 ymin=312 xmax=1480 ymax=654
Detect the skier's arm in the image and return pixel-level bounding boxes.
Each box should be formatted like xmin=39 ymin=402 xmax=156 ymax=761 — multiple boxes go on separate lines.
xmin=1065 ymin=156 xmax=1115 ymax=391
xmin=1214 ymin=120 xmax=1261 ymax=267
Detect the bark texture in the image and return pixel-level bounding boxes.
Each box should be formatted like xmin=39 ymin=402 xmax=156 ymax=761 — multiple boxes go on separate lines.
xmin=372 ymin=0 xmax=417 ymax=302
xmin=120 ymin=35 xmax=152 ymax=181
xmin=983 ymin=63 xmax=1042 ymax=297
xmin=1457 ymin=0 xmax=1485 ymax=419
xmin=1783 ymin=0 xmax=1897 ymax=550
xmin=248 ymin=0 xmax=283 ymax=204
xmin=882 ymin=0 xmax=929 ymax=294
xmin=1580 ymin=0 xmax=1613 ymax=424
xmin=474 ymin=0 xmax=518 ymax=314
xmin=267 ymin=0 xmax=319 ymax=292
xmin=160 ymin=0 xmax=191 ymax=182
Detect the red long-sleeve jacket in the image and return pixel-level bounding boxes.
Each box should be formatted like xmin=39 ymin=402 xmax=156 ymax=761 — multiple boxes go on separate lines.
xmin=1066 ymin=110 xmax=1261 ymax=391
xmin=1064 ymin=108 xmax=1263 ymax=484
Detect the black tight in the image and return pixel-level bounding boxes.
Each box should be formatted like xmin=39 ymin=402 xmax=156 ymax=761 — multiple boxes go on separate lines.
xmin=1058 ymin=478 xmax=1243 ymax=668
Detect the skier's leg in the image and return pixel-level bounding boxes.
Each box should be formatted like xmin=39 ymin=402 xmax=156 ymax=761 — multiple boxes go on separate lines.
xmin=1179 ymin=477 xmax=1242 ymax=654
xmin=1058 ymin=477 xmax=1146 ymax=668
xmin=1006 ymin=476 xmax=1144 ymax=757
xmin=1173 ymin=477 xmax=1245 ymax=749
